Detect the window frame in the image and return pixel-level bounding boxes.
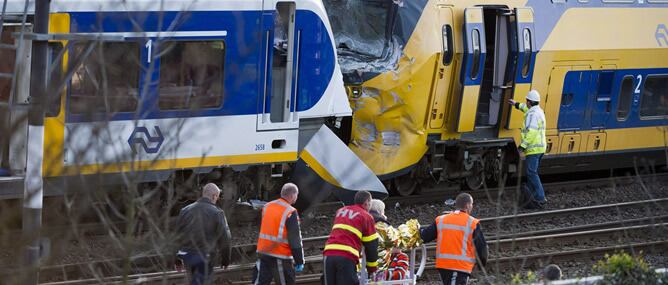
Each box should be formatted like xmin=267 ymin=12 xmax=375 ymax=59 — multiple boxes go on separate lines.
xmin=616 ymin=75 xmax=634 ymax=122
xmin=68 ymin=40 xmax=141 ymax=115
xmin=470 ymin=29 xmax=481 ymax=80
xmin=156 ymin=39 xmax=227 ymax=111
xmin=441 ymin=24 xmax=454 ymax=66
xmin=521 ymin=28 xmax=532 ymax=78
xmin=638 ymin=74 xmax=668 ymax=120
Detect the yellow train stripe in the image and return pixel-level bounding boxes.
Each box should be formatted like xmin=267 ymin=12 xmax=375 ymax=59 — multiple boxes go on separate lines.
xmin=300 ymin=149 xmax=342 ymax=188
xmin=56 ymin=152 xmax=297 ymax=176
xmin=42 ymin=13 xmax=70 ymax=176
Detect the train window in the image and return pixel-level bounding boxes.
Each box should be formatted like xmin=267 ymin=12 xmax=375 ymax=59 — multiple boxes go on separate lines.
xmin=616 ymin=75 xmax=634 ymax=120
xmin=597 ymin=71 xmax=614 ymax=96
xmin=639 ymin=74 xmax=668 ymax=118
xmin=158 ymin=41 xmax=225 ymax=110
xmin=442 ymin=24 xmax=453 ymax=66
xmin=70 ymin=42 xmax=140 ymax=114
xmin=470 ymin=29 xmax=481 ymax=80
xmin=561 ymin=92 xmax=574 ymax=106
xmin=521 ymin=28 xmax=532 ymax=78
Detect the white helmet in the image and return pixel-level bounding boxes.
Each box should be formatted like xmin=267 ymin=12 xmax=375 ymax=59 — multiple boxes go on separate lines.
xmin=526 ymin=90 xmax=540 ymax=102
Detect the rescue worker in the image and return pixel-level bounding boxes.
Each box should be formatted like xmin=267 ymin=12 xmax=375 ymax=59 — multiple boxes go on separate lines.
xmin=508 ymin=89 xmax=547 ymax=209
xmin=369 ymin=199 xmax=388 ymax=225
xmin=420 ymin=193 xmax=488 ymax=285
xmin=176 ymin=183 xmax=232 ymax=285
xmin=323 ymin=191 xmax=379 ymax=285
xmin=253 ymin=183 xmax=305 ymax=285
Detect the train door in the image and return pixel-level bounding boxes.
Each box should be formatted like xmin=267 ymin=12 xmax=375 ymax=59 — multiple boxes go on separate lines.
xmin=557 ymin=68 xmax=592 ymax=130
xmin=456 ymin=7 xmax=486 ymax=133
xmin=505 ymin=8 xmax=537 ymax=130
xmin=427 ymin=7 xmax=454 ymax=130
xmin=257 ymin=1 xmax=299 ymax=131
xmin=474 ymin=7 xmax=514 ymax=130
xmin=590 ymin=69 xmax=615 ymax=129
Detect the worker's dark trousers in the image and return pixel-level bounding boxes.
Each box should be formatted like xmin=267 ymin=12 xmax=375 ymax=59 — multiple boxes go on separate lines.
xmin=322 ymin=255 xmax=359 ymax=285
xmin=526 ymin=153 xmax=546 ymax=202
xmin=438 ymin=269 xmax=470 ymax=285
xmin=180 ymin=252 xmax=213 ymax=285
xmin=252 ymin=254 xmax=295 ymax=285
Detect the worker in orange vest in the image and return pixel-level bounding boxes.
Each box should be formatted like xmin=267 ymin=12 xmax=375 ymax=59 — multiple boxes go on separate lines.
xmin=252 ymin=183 xmax=304 ymax=285
xmin=322 ymin=190 xmax=379 ymax=285
xmin=420 ymin=193 xmax=488 ymax=285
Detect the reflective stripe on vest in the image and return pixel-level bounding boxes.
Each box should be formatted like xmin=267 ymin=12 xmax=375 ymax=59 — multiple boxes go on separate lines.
xmin=257 ymin=198 xmax=295 ymax=259
xmin=333 ymin=223 xmax=362 ymax=239
xmin=332 ymin=223 xmax=378 ymax=242
xmin=323 ymin=243 xmax=360 ymax=258
xmin=435 ymin=212 xmax=479 ymax=273
xmin=519 ymin=104 xmax=547 ymax=155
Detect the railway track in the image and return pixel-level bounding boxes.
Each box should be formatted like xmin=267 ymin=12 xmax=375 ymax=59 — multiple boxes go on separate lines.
xmin=22 ymin=196 xmax=668 ymax=284
xmin=45 ymin=220 xmax=667 ymax=284
xmin=385 ymin=171 xmax=668 ymax=207
xmin=6 ymin=171 xmax=665 ymax=240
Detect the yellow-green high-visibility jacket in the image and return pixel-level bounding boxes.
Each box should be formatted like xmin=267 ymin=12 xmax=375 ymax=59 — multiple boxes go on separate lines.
xmin=516 ymin=103 xmax=546 ymax=155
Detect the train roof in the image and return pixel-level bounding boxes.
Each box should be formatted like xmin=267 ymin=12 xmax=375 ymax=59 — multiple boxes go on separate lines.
xmin=2 ymin=0 xmax=308 ymax=14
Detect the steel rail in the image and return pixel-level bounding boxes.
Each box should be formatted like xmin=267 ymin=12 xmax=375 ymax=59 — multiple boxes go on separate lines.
xmin=39 ymin=222 xmax=668 ymax=284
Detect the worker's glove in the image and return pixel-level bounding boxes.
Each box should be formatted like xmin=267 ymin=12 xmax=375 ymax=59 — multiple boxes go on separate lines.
xmin=295 ymin=264 xmax=304 ymax=273
xmin=518 ymin=146 xmax=526 ymax=153
xmin=366 ymin=266 xmax=377 ymax=274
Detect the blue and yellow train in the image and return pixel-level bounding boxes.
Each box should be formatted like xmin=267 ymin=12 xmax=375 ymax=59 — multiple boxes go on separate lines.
xmin=0 ymin=0 xmax=385 ymax=202
xmin=326 ymin=0 xmax=668 ymax=195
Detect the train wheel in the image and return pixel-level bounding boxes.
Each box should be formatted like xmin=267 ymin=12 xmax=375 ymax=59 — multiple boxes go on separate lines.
xmin=393 ymin=175 xmax=420 ymax=197
xmin=483 ymin=152 xmax=504 ymax=188
xmin=463 ymin=161 xmax=484 ymax=190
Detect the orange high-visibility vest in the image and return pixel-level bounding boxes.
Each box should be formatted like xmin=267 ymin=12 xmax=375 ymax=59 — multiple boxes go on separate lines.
xmin=435 ymin=211 xmax=479 ymax=273
xmin=256 ymin=198 xmax=296 ymax=259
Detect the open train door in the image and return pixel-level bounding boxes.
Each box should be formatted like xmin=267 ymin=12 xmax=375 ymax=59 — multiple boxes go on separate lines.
xmin=456 ymin=7 xmax=486 ymax=132
xmin=506 ymin=7 xmax=537 ymax=129
xmin=257 ymin=0 xmax=300 ymax=131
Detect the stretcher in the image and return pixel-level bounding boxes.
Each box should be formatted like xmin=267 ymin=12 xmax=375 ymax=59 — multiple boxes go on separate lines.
xmin=359 ymin=245 xmax=427 ymax=285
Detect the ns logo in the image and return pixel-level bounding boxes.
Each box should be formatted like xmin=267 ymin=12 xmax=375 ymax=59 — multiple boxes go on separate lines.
xmin=657 ymin=24 xmax=668 ymax=47
xmin=127 ymin=126 xmax=164 ymax=154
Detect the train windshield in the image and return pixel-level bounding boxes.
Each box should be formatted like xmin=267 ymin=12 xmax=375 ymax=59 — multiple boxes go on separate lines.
xmin=323 ymin=0 xmax=401 ymax=74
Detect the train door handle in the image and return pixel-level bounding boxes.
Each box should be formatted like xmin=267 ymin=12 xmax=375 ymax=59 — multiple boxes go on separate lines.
xmin=546 ymin=142 xmax=552 ymax=154
xmin=568 ymin=140 xmax=575 ymax=153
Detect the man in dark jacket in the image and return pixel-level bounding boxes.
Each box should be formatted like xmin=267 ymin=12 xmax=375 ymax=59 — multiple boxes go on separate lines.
xmin=176 ymin=183 xmax=232 ymax=285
